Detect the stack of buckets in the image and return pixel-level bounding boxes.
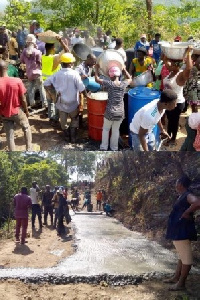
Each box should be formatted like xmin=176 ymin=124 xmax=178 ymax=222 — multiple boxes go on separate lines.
xmin=128 ymin=86 xmax=161 ymax=149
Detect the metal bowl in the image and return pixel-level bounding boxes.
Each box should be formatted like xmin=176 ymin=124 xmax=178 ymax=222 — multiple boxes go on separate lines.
xmin=131 ymin=70 xmax=153 ymax=87
xmin=193 ymin=45 xmax=200 ymax=55
xmin=97 ymin=49 xmax=125 ymax=76
xmin=73 ymin=43 xmax=92 ymax=60
xmin=160 ymin=42 xmax=192 ymax=60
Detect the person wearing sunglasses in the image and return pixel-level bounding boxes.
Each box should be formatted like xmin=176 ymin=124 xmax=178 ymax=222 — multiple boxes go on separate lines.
xmin=163 ymin=47 xmax=193 ymax=146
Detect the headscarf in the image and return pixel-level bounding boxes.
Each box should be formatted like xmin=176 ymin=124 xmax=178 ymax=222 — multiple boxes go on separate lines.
xmin=108 ymin=66 xmax=121 ymax=78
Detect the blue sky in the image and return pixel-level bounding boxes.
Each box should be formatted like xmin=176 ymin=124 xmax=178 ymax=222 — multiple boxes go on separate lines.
xmin=0 ymin=0 xmax=7 ymax=12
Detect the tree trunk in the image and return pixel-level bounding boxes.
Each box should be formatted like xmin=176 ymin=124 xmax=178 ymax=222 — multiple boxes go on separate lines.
xmin=95 ymin=0 xmax=100 ymax=24
xmin=146 ymin=0 xmax=152 ymax=41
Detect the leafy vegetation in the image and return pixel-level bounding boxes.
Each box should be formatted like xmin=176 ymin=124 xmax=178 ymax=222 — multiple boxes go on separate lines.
xmin=0 ymin=0 xmax=199 ymax=46
xmin=95 ymin=152 xmax=200 ymax=242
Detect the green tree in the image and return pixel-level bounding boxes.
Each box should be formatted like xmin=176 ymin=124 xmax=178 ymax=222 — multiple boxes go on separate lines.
xmin=0 ymin=153 xmax=18 ymax=225
xmin=0 ymin=152 xmax=69 ymax=226
xmin=18 ymin=160 xmax=68 ymax=188
xmin=4 ymin=0 xmax=32 ymax=30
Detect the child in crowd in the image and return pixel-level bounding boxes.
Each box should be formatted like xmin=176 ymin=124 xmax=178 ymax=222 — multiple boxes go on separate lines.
xmin=95 ymin=64 xmax=132 ymax=151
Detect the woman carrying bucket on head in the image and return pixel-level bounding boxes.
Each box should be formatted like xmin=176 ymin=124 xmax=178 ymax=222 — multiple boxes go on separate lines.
xmin=95 ymin=64 xmax=132 ymax=151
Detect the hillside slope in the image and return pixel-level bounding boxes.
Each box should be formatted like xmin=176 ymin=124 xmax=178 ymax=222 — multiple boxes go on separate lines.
xmin=95 ymin=152 xmax=200 ymax=262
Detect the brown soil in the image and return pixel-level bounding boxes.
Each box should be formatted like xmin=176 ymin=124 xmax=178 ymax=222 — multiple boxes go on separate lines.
xmin=0 ymin=275 xmax=200 ymax=300
xmin=0 ymin=218 xmax=74 ymax=269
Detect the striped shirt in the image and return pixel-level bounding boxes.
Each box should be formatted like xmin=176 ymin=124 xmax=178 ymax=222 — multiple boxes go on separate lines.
xmin=102 ymin=80 xmax=128 ymax=121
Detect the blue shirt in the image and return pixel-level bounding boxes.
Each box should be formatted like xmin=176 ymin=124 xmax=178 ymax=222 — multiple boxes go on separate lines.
xmin=17 ymin=31 xmax=27 ymax=47
xmin=105 ymin=204 xmax=112 ymax=212
xmin=134 ymin=40 xmax=150 ymax=52
xmin=150 ymin=40 xmax=161 ymax=62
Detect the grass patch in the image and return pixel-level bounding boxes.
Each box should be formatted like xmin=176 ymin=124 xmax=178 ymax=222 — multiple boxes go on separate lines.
xmin=0 ymin=218 xmax=15 ymax=240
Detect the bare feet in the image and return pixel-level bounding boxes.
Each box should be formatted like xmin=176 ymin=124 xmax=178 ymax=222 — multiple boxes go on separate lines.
xmin=168 ymin=284 xmax=186 ymax=291
xmin=163 ymin=277 xmax=178 ymax=284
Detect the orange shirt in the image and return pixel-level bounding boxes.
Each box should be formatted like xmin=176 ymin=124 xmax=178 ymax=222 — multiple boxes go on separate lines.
xmin=96 ymin=192 xmax=102 ymax=201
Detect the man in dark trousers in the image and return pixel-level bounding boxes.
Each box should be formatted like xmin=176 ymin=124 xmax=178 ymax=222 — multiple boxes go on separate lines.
xmin=14 ymin=187 xmax=32 ymax=244
xmin=57 ymin=188 xmax=71 ymax=236
xmin=30 ymin=181 xmax=42 ymax=230
xmin=42 ymin=185 xmax=54 ymax=226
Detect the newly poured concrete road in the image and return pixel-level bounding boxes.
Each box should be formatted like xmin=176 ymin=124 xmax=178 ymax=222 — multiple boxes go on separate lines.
xmin=0 ymin=214 xmax=177 ymax=279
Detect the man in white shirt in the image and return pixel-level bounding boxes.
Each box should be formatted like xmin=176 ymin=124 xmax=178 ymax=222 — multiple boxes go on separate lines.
xmin=129 ymin=89 xmax=177 ymax=151
xmin=71 ymin=30 xmax=83 ymax=46
xmin=115 ymin=38 xmax=127 ymax=63
xmin=44 ymin=53 xmax=87 ymax=143
xmin=30 ymin=181 xmax=42 ymax=229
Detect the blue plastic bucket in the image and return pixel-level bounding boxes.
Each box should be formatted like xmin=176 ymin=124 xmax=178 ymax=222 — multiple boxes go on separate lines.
xmin=83 ymin=77 xmax=101 ymax=92
xmin=128 ymin=86 xmax=161 ymax=149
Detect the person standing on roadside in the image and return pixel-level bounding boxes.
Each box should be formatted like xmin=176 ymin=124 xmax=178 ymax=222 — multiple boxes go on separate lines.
xmin=30 ymin=181 xmax=43 ymax=230
xmin=0 ymin=60 xmax=32 ymax=151
xmin=57 ymin=188 xmax=71 ymax=236
xmin=165 ymin=175 xmax=200 ymax=291
xmin=96 ymin=189 xmax=103 ymax=210
xmin=52 ymin=188 xmax=60 ymax=228
xmin=42 ymin=185 xmax=54 ymax=226
xmin=14 ymin=187 xmax=32 ymax=244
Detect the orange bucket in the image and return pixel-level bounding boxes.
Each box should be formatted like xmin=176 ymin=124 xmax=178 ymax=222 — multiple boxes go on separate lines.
xmin=87 ymin=92 xmax=108 ymax=141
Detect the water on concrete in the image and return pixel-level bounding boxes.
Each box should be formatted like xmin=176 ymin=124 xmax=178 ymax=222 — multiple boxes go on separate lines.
xmin=0 ymin=213 xmax=177 ymax=279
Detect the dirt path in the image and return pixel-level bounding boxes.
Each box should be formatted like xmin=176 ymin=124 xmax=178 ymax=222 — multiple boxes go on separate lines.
xmin=0 ymin=275 xmax=200 ymax=300
xmin=0 ymin=218 xmax=74 ymax=269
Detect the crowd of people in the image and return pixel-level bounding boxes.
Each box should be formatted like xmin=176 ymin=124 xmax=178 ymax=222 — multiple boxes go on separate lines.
xmin=0 ymin=22 xmax=199 ymax=151
xmin=14 ymin=182 xmax=71 ymax=242
xmin=13 ymin=182 xmax=114 ymax=244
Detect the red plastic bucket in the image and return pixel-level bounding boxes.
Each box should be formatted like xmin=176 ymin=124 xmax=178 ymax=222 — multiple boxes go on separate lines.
xmin=87 ymin=92 xmax=108 ymax=141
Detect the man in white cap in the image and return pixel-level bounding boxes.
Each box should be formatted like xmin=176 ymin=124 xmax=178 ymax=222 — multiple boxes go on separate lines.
xmin=20 ymin=34 xmax=47 ymax=108
xmin=134 ymin=33 xmax=150 ymax=56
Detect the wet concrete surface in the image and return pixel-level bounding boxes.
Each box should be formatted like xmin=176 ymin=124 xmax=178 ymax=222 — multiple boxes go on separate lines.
xmin=0 ymin=213 xmax=198 ymax=284
xmin=0 ymin=214 xmax=173 ymax=277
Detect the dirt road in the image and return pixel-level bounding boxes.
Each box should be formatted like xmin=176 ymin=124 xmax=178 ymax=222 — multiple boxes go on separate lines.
xmin=0 ymin=194 xmax=199 ymax=299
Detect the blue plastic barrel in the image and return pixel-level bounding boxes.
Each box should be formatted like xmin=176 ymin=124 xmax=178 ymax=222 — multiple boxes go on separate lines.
xmin=128 ymin=86 xmax=161 ymax=149
xmin=83 ymin=77 xmax=101 ymax=92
